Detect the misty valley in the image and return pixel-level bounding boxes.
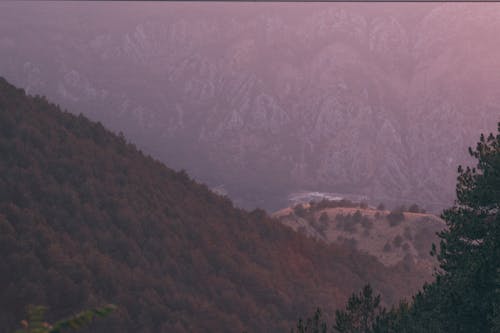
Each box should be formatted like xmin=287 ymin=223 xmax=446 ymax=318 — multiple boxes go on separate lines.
xmin=0 ymin=2 xmax=499 ymax=333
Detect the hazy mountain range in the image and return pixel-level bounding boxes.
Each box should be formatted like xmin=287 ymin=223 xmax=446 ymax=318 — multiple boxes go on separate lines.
xmin=1 ymin=2 xmax=499 ymax=211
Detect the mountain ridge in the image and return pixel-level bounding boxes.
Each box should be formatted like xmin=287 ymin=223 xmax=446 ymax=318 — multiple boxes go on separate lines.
xmin=0 ymin=77 xmax=424 ymax=332
xmin=274 ymin=201 xmax=445 ymax=284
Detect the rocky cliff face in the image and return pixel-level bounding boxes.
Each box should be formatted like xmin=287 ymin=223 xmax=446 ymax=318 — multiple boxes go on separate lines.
xmin=1 ymin=3 xmax=499 ymax=211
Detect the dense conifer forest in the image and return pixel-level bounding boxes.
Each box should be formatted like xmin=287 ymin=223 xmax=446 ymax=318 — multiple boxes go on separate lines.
xmin=0 ymin=77 xmax=422 ymax=332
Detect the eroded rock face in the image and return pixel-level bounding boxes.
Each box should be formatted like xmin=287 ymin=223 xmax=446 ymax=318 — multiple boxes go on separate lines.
xmin=1 ymin=3 xmax=499 ymax=210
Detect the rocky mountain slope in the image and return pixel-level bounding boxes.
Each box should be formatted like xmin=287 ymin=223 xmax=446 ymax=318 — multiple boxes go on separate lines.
xmin=0 ymin=3 xmax=499 ymax=211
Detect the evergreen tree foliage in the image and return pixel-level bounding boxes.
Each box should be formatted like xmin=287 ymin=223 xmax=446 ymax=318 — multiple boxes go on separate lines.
xmin=291 ymin=308 xmax=328 ymax=333
xmin=333 ymin=285 xmax=381 ymax=333
xmin=430 ymin=125 xmax=500 ymax=332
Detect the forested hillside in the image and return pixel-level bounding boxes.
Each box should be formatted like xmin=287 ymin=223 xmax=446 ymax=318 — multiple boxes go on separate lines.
xmin=0 ymin=77 xmax=419 ymax=332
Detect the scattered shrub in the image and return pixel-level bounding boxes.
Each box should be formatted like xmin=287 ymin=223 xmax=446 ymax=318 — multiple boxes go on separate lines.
xmin=343 ymin=221 xmax=357 ymax=233
xmin=404 ymin=226 xmax=413 ymax=240
xmin=339 ymin=199 xmax=355 ymax=208
xmin=402 ymin=253 xmax=413 ymax=272
xmin=336 ymin=221 xmax=344 ymax=230
xmin=352 ymin=210 xmax=362 ymax=223
xmin=316 ymin=199 xmax=357 ymax=210
xmin=294 ymin=204 xmax=307 ymax=218
xmin=319 ymin=212 xmax=329 ymax=223
xmin=383 ymin=242 xmax=392 ymax=252
xmin=408 ymin=203 xmax=427 ymax=213
xmin=393 ymin=235 xmax=403 ymax=247
xmin=361 ymin=217 xmax=373 ymax=229
xmin=387 ymin=210 xmax=405 ymax=226
xmin=312 ymin=215 xmax=328 ymax=237
xmin=344 ymin=238 xmax=358 ymax=249
xmin=309 ymin=200 xmax=317 ymax=209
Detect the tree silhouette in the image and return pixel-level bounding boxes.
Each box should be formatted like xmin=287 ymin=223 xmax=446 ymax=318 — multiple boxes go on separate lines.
xmin=292 ymin=308 xmax=328 ymax=333
xmin=333 ymin=285 xmax=381 ymax=333
xmin=431 ymin=124 xmax=500 ymax=332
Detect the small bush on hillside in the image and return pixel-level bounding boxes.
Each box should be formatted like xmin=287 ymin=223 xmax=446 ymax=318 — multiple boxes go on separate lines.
xmin=339 ymin=199 xmax=357 ymax=208
xmin=387 ymin=209 xmax=405 ymax=226
xmin=336 ymin=220 xmax=344 ymax=230
xmin=343 ymin=220 xmax=357 ymax=233
xmin=316 ymin=199 xmax=334 ymax=210
xmin=312 ymin=216 xmax=328 ymax=237
xmin=319 ymin=212 xmax=329 ymax=223
xmin=343 ymin=238 xmax=358 ymax=250
xmin=402 ymin=243 xmax=410 ymax=252
xmin=294 ymin=204 xmax=307 ymax=218
xmin=361 ymin=217 xmax=373 ymax=229
xmin=309 ymin=200 xmax=317 ymax=209
xmin=408 ymin=203 xmax=426 ymax=213
xmin=352 ymin=210 xmax=363 ymax=223
xmin=404 ymin=226 xmax=413 ymax=240
xmin=393 ymin=235 xmax=403 ymax=247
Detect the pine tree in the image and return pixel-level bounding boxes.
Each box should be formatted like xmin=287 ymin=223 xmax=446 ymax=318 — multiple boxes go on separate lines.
xmin=292 ymin=308 xmax=328 ymax=333
xmin=432 ymin=123 xmax=500 ymax=332
xmin=333 ymin=285 xmax=381 ymax=333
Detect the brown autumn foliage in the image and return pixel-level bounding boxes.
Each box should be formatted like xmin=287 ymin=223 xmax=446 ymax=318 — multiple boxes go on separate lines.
xmin=0 ymin=77 xmax=417 ymax=332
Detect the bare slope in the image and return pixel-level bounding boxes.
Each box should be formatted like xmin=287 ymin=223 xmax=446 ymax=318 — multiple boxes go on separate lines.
xmin=274 ymin=201 xmax=446 ymax=284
